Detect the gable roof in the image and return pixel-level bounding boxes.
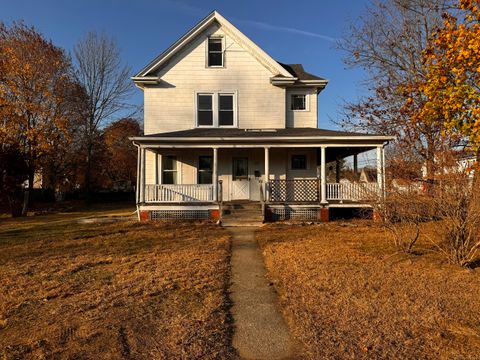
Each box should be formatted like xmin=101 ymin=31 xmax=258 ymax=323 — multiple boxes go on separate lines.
xmin=134 ymin=10 xmax=293 ymax=79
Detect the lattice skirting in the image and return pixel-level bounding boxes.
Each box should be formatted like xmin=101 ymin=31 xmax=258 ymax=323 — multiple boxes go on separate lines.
xmin=150 ymin=210 xmax=210 ymax=220
xmin=268 ymin=207 xmax=320 ymax=221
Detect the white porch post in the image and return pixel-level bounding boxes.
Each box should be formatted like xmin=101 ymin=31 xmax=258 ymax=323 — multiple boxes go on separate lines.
xmin=135 ymin=145 xmax=140 ymax=203
xmin=321 ymin=146 xmax=327 ymax=204
xmin=213 ymin=147 xmax=218 ymax=202
xmin=376 ymin=146 xmax=383 ymax=199
xmin=264 ymin=147 xmax=270 ymax=200
xmin=157 ymin=152 xmax=163 ymax=184
xmin=140 ymin=147 xmax=146 ymax=203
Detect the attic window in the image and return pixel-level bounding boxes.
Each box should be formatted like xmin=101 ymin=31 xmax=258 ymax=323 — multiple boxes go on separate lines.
xmin=208 ymin=37 xmax=223 ymax=67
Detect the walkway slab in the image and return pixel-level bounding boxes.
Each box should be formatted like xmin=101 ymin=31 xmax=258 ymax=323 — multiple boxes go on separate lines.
xmin=226 ymin=226 xmax=294 ymax=359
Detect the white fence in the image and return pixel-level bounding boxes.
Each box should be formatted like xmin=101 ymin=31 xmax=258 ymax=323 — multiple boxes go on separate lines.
xmin=144 ymin=184 xmax=214 ymax=203
xmin=326 ymin=182 xmax=379 ymax=201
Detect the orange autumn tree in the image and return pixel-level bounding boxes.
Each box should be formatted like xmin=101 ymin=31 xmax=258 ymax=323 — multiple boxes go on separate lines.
xmin=418 ymin=0 xmax=480 ymax=162
xmin=0 ymin=22 xmax=79 ymax=215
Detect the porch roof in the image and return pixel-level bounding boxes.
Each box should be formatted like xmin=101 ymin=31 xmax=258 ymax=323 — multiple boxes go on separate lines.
xmin=130 ymin=127 xmax=393 ymax=147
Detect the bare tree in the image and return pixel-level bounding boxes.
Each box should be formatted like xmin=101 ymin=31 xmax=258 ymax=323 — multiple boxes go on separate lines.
xmin=72 ymin=32 xmax=135 ymax=199
xmin=337 ymin=0 xmax=457 ymax=184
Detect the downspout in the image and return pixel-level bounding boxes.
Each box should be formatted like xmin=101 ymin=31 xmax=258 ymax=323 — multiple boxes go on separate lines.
xmin=133 ymin=141 xmax=141 ymax=221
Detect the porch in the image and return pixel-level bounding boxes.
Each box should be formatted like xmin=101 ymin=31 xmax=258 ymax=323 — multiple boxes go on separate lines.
xmin=131 ymin=127 xmax=392 ymax=221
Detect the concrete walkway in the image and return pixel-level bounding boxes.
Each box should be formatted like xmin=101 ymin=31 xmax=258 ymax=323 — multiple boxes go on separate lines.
xmin=226 ymin=226 xmax=294 ymax=359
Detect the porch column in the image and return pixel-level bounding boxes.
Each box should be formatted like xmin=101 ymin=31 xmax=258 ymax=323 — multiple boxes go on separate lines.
xmin=264 ymin=147 xmax=270 ymax=200
xmin=157 ymin=152 xmax=163 ymax=184
xmin=320 ymin=146 xmax=327 ymax=204
xmin=213 ymin=147 xmax=218 ymax=202
xmin=136 ymin=145 xmax=140 ymax=203
xmin=376 ymin=146 xmax=383 ymax=199
xmin=140 ymin=147 xmax=146 ymax=203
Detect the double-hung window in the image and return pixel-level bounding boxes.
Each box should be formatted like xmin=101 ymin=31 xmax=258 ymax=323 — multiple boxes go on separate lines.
xmin=291 ymin=154 xmax=307 ymax=170
xmin=162 ymin=155 xmax=177 ymax=184
xmin=196 ymin=92 xmax=236 ymax=127
xmin=291 ymin=94 xmax=308 ymax=111
xmin=197 ymin=94 xmax=213 ymax=126
xmin=198 ymin=156 xmax=213 ymax=184
xmin=207 ymin=37 xmax=223 ymax=67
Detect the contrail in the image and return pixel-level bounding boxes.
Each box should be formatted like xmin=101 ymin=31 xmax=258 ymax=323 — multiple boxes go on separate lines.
xmin=160 ymin=1 xmax=336 ymax=43
xmin=233 ymin=18 xmax=337 ymax=42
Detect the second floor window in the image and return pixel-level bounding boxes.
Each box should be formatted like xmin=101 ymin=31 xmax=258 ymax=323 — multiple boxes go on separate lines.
xmin=291 ymin=94 xmax=307 ymax=111
xmin=208 ymin=37 xmax=223 ymax=67
xmin=197 ymin=92 xmax=236 ymax=127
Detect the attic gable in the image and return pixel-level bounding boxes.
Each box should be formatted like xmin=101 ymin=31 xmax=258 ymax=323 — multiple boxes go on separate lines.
xmin=133 ymin=10 xmax=293 ymax=82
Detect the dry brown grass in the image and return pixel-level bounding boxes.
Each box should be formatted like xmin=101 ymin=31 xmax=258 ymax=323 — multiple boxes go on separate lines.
xmin=257 ymin=221 xmax=480 ymax=359
xmin=0 ymin=209 xmax=234 ymax=359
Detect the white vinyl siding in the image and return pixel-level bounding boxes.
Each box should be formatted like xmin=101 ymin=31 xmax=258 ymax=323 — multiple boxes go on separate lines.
xmin=286 ymin=88 xmax=317 ymax=128
xmin=143 ymin=24 xmax=286 ymax=134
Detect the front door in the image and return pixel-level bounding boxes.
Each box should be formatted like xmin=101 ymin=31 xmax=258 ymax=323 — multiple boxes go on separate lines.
xmin=231 ymin=157 xmax=250 ymax=200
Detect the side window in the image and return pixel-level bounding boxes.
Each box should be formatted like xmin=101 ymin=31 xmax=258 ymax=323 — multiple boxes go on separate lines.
xmin=198 ymin=156 xmax=213 ymax=184
xmin=291 ymin=94 xmax=307 ymax=111
xmin=207 ymin=37 xmax=223 ymax=67
xmin=162 ymin=155 xmax=177 ymax=184
xmin=197 ymin=94 xmax=213 ymax=126
xmin=291 ymin=155 xmax=307 ymax=170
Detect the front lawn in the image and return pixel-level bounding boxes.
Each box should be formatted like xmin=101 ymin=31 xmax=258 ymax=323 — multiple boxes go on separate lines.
xmin=257 ymin=222 xmax=480 ymax=359
xmin=0 ymin=210 xmax=233 ymax=359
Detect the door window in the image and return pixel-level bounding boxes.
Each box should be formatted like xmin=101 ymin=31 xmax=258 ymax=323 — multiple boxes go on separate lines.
xmin=233 ymin=158 xmax=248 ymax=180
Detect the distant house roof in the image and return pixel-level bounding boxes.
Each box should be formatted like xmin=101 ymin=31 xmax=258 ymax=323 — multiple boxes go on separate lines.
xmin=278 ymin=63 xmax=326 ymax=81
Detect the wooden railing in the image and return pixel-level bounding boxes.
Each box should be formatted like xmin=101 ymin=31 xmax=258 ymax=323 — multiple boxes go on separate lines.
xmin=144 ymin=184 xmax=214 ymax=203
xmin=268 ymin=179 xmax=379 ymax=203
xmin=269 ymin=179 xmax=319 ymax=202
xmin=326 ymin=182 xmax=379 ymax=201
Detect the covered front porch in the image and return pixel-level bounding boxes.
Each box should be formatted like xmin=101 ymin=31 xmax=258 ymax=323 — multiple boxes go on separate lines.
xmin=131 ymin=128 xmax=391 ymax=221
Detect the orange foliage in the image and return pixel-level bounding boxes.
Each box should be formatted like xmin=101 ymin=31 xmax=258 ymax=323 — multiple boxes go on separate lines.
xmin=0 ymin=22 xmax=79 ymax=183
xmin=416 ymin=0 xmax=480 ymax=152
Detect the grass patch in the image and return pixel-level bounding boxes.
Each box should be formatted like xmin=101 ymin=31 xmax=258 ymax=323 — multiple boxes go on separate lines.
xmin=0 ymin=210 xmax=234 ymax=359
xmin=257 ymin=221 xmax=480 ymax=359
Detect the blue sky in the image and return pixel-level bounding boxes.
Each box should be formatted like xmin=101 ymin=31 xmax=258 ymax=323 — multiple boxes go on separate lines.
xmin=2 ymin=0 xmax=370 ymax=130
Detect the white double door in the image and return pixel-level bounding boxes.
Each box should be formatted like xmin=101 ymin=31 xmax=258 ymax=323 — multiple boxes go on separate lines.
xmin=231 ymin=157 xmax=250 ymax=200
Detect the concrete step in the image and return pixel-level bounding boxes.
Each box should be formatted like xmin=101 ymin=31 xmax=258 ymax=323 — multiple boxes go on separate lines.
xmin=222 ymin=220 xmax=264 ymax=227
xmin=223 ymin=209 xmax=263 ymax=216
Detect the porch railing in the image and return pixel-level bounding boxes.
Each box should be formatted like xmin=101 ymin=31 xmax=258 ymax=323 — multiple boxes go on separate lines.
xmin=268 ymin=179 xmax=379 ymax=203
xmin=268 ymin=179 xmax=319 ymax=202
xmin=144 ymin=184 xmax=214 ymax=203
xmin=326 ymin=182 xmax=379 ymax=201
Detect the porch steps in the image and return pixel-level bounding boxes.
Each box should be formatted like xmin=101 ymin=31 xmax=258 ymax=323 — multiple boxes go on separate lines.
xmin=221 ymin=202 xmax=264 ymax=227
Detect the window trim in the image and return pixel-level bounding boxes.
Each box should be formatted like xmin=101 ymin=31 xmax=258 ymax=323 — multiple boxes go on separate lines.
xmin=289 ymin=93 xmax=310 ymax=112
xmin=206 ymin=36 xmax=225 ymax=68
xmin=195 ymin=90 xmax=237 ymax=128
xmin=290 ymin=154 xmax=308 ymax=171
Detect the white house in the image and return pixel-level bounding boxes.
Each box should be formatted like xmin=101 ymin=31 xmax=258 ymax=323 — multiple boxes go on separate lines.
xmin=130 ymin=11 xmax=392 ymax=221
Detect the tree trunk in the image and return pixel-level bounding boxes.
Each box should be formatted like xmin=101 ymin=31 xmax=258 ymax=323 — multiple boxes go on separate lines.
xmin=21 ymin=167 xmax=34 ymax=216
xmin=84 ymin=141 xmax=92 ymax=205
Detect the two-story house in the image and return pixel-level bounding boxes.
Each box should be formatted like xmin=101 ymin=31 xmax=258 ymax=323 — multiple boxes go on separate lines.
xmin=130 ymin=11 xmax=392 ymax=222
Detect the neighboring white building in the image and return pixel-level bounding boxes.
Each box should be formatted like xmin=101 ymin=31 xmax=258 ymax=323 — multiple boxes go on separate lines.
xmin=131 ymin=11 xmax=392 ymax=221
